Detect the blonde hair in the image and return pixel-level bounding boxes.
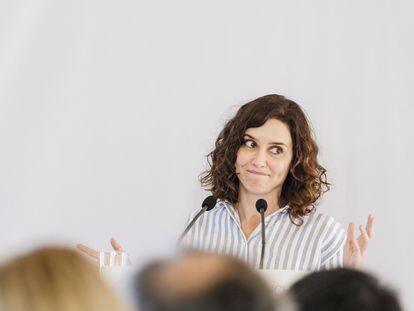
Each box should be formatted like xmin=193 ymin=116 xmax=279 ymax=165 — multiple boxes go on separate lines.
xmin=0 ymin=247 xmax=123 ymax=311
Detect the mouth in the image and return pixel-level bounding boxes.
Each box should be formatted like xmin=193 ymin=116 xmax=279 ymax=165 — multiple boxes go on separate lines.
xmin=246 ymin=170 xmax=269 ymax=176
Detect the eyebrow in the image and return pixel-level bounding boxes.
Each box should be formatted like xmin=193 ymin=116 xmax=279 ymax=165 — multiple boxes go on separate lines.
xmin=244 ymin=134 xmax=288 ymax=147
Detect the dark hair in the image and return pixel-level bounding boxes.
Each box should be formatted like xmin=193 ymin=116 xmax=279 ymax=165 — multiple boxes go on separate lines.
xmin=290 ymin=268 xmax=402 ymax=311
xmin=200 ymin=94 xmax=329 ymax=224
xmin=134 ymin=253 xmax=276 ymax=311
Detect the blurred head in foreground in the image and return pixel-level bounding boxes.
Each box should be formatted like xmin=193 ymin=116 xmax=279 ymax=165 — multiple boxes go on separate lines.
xmin=134 ymin=252 xmax=285 ymax=311
xmin=0 ymin=247 xmax=123 ymax=311
xmin=290 ymin=268 xmax=402 ymax=311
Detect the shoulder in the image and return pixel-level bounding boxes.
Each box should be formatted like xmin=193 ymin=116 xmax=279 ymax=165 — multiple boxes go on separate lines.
xmin=302 ymin=210 xmax=342 ymax=228
xmin=185 ymin=200 xmax=229 ymax=223
xmin=301 ymin=211 xmax=345 ymax=242
xmin=314 ymin=212 xmax=345 ymax=245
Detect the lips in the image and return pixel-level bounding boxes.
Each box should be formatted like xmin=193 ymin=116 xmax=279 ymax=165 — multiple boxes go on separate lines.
xmin=246 ymin=170 xmax=269 ymax=176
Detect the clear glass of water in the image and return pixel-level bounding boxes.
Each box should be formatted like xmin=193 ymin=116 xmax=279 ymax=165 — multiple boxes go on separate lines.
xmin=99 ymin=251 xmax=129 ymax=270
xmin=99 ymin=251 xmax=131 ymax=292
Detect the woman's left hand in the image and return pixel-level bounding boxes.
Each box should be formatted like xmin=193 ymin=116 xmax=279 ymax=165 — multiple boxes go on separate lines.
xmin=77 ymin=238 xmax=124 ymax=263
xmin=343 ymin=214 xmax=374 ymax=269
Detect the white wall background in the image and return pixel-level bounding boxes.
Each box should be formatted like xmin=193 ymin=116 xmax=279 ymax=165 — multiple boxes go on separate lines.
xmin=1 ymin=0 xmax=413 ymax=309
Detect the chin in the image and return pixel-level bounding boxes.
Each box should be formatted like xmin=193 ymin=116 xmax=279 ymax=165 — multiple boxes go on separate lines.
xmin=240 ymin=175 xmax=279 ymax=193
xmin=244 ymin=185 xmax=273 ymax=196
xmin=240 ymin=179 xmax=280 ymax=196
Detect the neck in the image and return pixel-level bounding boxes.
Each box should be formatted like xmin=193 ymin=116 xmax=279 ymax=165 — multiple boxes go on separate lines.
xmin=235 ymin=187 xmax=282 ymax=223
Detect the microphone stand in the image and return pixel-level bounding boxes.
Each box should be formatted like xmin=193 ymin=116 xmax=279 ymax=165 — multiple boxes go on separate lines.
xmin=178 ymin=205 xmax=208 ymax=245
xmin=255 ymin=199 xmax=268 ymax=270
xmin=259 ymin=208 xmax=266 ymax=269
xmin=177 ymin=195 xmax=217 ymax=246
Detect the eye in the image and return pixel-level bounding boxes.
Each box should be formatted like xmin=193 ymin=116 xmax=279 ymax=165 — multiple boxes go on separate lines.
xmin=270 ymin=146 xmax=283 ymax=155
xmin=243 ymin=139 xmax=256 ymax=148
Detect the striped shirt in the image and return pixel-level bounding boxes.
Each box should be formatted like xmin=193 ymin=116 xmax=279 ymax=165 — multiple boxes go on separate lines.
xmin=181 ymin=201 xmax=346 ymax=271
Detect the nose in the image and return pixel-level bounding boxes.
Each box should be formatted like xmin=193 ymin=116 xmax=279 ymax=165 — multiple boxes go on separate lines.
xmin=251 ymin=149 xmax=267 ymax=168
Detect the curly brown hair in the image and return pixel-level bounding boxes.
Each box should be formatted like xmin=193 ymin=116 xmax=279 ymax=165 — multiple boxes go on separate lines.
xmin=200 ymin=94 xmax=330 ymax=225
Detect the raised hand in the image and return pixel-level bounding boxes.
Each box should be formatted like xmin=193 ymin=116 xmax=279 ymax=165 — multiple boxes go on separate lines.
xmin=343 ymin=214 xmax=374 ymax=268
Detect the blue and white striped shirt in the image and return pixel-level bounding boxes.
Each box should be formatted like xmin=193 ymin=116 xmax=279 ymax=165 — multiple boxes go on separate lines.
xmin=182 ymin=201 xmax=346 ymax=271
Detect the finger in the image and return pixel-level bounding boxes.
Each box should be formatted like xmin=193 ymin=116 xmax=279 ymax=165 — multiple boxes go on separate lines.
xmin=358 ymin=225 xmax=370 ymax=254
xmin=76 ymin=244 xmax=99 ymax=259
xmin=359 ymin=225 xmax=370 ymax=243
xmin=347 ymin=222 xmax=355 ymax=242
xmin=351 ymin=235 xmax=360 ymax=254
xmin=366 ymin=214 xmax=374 ymax=238
xmin=110 ymin=237 xmax=123 ymax=252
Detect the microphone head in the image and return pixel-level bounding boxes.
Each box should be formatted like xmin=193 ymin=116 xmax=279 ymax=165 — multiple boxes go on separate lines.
xmin=255 ymin=199 xmax=268 ymax=213
xmin=202 ymin=195 xmax=218 ymax=211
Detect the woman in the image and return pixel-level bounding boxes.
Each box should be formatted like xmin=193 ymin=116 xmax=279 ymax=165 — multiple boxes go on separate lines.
xmin=78 ymin=94 xmax=373 ymax=269
xmin=0 ymin=247 xmax=124 ymax=311
xmin=180 ymin=94 xmax=373 ymax=269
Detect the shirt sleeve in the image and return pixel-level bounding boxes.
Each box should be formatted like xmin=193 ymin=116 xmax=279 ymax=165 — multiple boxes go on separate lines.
xmin=320 ymin=217 xmax=346 ymax=270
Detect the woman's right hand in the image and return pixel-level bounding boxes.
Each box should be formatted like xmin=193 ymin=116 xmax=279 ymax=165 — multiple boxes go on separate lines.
xmin=76 ymin=237 xmax=124 ymax=261
xmin=343 ymin=215 xmax=374 ymax=269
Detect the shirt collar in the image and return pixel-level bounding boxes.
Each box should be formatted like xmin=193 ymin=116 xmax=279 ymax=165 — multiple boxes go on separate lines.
xmin=219 ymin=200 xmax=289 ymax=222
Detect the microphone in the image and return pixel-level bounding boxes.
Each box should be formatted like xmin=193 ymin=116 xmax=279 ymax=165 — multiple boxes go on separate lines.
xmin=178 ymin=195 xmax=218 ymax=244
xmin=256 ymin=199 xmax=268 ymax=269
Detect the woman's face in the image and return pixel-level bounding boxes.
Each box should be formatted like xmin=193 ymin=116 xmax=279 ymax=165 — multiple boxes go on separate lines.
xmin=235 ymin=118 xmax=293 ymax=198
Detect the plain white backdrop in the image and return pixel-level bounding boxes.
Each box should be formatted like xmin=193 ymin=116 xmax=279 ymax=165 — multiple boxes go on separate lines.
xmin=1 ymin=0 xmax=413 ymax=309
